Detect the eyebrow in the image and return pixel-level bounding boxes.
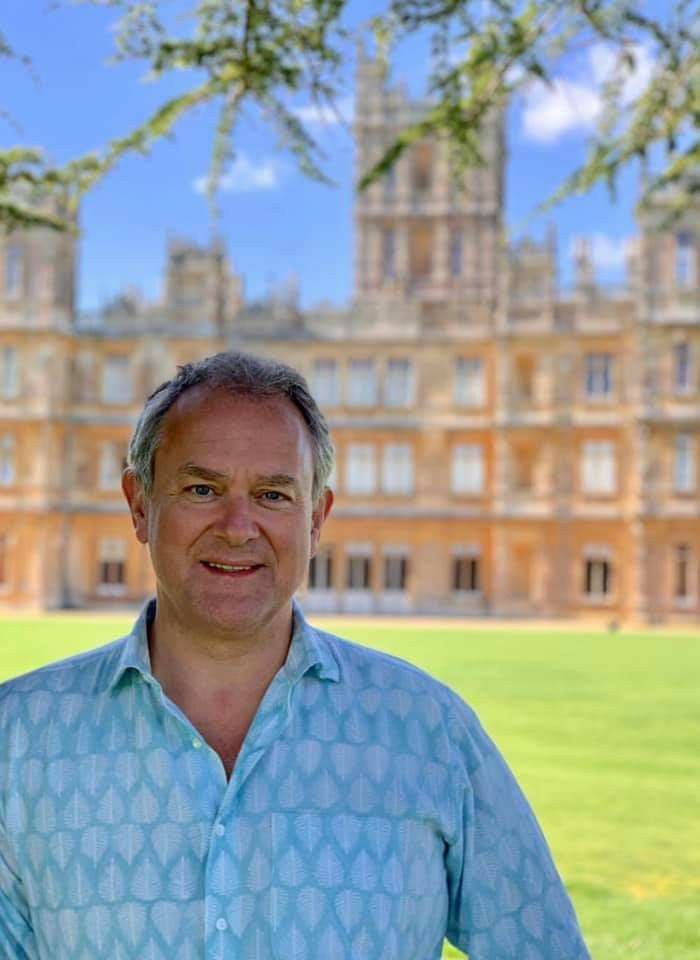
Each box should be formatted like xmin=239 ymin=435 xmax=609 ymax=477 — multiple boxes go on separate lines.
xmin=176 ymin=463 xmax=300 ymax=491
xmin=176 ymin=463 xmax=229 ymax=483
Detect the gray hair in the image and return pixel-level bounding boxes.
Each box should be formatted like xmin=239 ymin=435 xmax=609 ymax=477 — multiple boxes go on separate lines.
xmin=126 ymin=351 xmax=335 ymax=502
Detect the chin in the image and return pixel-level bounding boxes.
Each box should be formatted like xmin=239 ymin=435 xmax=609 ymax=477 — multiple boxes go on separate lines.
xmin=194 ymin=596 xmax=282 ymax=635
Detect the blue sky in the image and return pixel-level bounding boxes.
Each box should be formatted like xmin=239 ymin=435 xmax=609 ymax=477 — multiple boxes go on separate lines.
xmin=3 ymin=1 xmax=651 ymax=311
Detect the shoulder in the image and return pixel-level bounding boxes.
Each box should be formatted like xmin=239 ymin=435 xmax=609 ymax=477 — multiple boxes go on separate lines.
xmin=313 ymin=626 xmax=492 ymax=769
xmin=319 ymin=627 xmax=454 ymax=697
xmin=0 ymin=638 xmax=126 ymax=726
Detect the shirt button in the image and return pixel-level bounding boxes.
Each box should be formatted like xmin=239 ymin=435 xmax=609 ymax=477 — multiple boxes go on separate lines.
xmin=216 ymin=918 xmax=227 ymax=931
xmin=192 ymin=738 xmax=202 ymax=749
xmin=215 ymin=823 xmax=225 ymax=837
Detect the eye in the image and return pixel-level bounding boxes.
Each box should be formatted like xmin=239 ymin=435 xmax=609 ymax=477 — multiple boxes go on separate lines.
xmin=260 ymin=490 xmax=287 ymax=502
xmin=188 ymin=484 xmax=215 ymax=498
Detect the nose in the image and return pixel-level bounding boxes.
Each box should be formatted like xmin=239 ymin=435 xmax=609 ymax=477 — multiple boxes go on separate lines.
xmin=213 ymin=494 xmax=260 ymax=545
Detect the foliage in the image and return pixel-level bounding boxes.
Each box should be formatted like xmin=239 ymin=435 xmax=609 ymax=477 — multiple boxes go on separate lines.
xmin=0 ymin=0 xmax=698 ymax=230
xmin=362 ymin=0 xmax=700 ymax=217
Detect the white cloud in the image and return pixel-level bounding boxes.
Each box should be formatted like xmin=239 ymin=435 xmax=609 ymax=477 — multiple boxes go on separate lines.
xmin=522 ymin=78 xmax=601 ymax=142
xmin=521 ymin=43 xmax=655 ymax=143
xmin=570 ymin=233 xmax=633 ymax=271
xmin=292 ymin=95 xmax=354 ymax=128
xmin=193 ymin=153 xmax=281 ymax=194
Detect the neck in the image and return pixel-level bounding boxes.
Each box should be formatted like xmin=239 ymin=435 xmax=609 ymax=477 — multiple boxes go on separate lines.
xmin=147 ymin=598 xmax=294 ymax=713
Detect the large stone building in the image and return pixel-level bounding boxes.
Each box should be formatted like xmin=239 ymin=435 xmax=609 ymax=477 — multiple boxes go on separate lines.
xmin=1 ymin=55 xmax=698 ymax=622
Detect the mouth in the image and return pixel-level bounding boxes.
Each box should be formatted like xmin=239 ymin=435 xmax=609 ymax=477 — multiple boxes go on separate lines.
xmin=200 ymin=561 xmax=264 ymax=578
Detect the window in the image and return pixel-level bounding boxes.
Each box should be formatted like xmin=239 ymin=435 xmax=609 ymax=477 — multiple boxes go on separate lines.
xmin=582 ymin=441 xmax=616 ymax=494
xmin=452 ymin=444 xmax=484 ymax=494
xmin=673 ymin=342 xmax=691 ymax=394
xmin=584 ymin=557 xmax=612 ymax=597
xmin=98 ymin=538 xmax=126 ymax=588
xmin=676 ymin=232 xmax=696 ymax=288
xmin=381 ymin=444 xmax=413 ymax=495
xmin=512 ymin=446 xmax=534 ymax=492
xmin=72 ymin=444 xmax=91 ymax=488
xmin=74 ymin=352 xmax=96 ymax=403
xmin=409 ymin=224 xmax=432 ymax=280
xmin=383 ymin=553 xmax=408 ymax=591
xmin=345 ymin=444 xmax=376 ymax=494
xmin=0 ymin=434 xmax=15 ymax=486
xmin=515 ymin=355 xmax=535 ymax=403
xmin=0 ymin=534 xmax=6 ymax=584
xmin=4 ymin=246 xmax=22 ymax=300
xmin=382 ymin=229 xmax=396 ymax=280
xmin=312 ymin=359 xmax=340 ymax=407
xmin=99 ymin=443 xmax=123 ymax=491
xmin=36 ymin=260 xmax=54 ymax=302
xmin=674 ymin=433 xmax=696 ymax=492
xmin=674 ymin=544 xmax=690 ymax=600
xmin=449 ymin=230 xmax=463 ymax=278
xmin=412 ymin=143 xmax=433 ymax=193
xmin=347 ymin=360 xmax=377 ymax=407
xmin=383 ymin=163 xmax=396 ymax=201
xmin=1 ymin=347 xmax=19 ymax=399
xmin=453 ymin=554 xmax=480 ymax=592
xmin=308 ymin=548 xmax=333 ymax=590
xmin=102 ymin=356 xmax=133 ymax=405
xmin=585 ymin=353 xmax=613 ymax=399
xmin=347 ymin=553 xmax=371 ymax=590
xmin=384 ymin=359 xmax=414 ymax=408
xmin=454 ymin=358 xmax=484 ymax=407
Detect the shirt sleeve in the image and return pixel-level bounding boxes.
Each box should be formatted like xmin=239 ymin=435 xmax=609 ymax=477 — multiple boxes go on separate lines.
xmin=443 ymin=702 xmax=590 ymax=959
xmin=0 ymin=824 xmax=38 ymax=960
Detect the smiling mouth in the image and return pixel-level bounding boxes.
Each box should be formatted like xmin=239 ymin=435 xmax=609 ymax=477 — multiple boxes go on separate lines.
xmin=201 ymin=561 xmax=263 ymax=576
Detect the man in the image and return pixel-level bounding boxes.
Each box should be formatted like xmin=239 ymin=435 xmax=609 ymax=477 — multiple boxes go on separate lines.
xmin=0 ymin=351 xmax=590 ymax=959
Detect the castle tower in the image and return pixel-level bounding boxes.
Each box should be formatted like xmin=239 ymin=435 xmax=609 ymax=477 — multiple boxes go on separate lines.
xmin=0 ymin=200 xmax=78 ymax=607
xmin=165 ymin=237 xmax=243 ymax=336
xmin=630 ymin=180 xmax=700 ymax=622
xmin=0 ymin=204 xmax=77 ymax=333
xmin=353 ymin=47 xmax=505 ymax=333
xmin=572 ymin=236 xmax=597 ymax=300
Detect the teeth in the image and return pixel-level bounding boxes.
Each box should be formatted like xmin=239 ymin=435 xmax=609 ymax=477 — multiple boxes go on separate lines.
xmin=206 ymin=562 xmax=254 ymax=572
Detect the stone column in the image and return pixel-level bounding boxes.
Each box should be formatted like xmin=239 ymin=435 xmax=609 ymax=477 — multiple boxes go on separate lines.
xmin=396 ymin=224 xmax=410 ymax=288
xmin=433 ymin=219 xmax=449 ymax=290
xmin=367 ymin=223 xmax=382 ymax=290
xmin=491 ymin=525 xmax=509 ymax=614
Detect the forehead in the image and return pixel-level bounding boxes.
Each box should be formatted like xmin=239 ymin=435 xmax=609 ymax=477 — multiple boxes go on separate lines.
xmin=156 ymin=386 xmax=314 ymax=477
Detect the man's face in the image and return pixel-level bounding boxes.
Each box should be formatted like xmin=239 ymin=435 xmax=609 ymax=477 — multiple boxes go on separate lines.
xmin=122 ymin=387 xmax=333 ymax=642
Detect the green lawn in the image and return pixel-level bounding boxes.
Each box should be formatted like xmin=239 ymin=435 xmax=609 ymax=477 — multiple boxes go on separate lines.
xmin=1 ymin=614 xmax=699 ymax=959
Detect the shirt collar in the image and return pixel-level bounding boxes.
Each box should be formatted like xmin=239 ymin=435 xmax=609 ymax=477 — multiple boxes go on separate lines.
xmin=285 ymin=598 xmax=340 ymax=684
xmin=106 ymin=597 xmax=156 ymax=692
xmin=107 ymin=596 xmax=339 ymax=693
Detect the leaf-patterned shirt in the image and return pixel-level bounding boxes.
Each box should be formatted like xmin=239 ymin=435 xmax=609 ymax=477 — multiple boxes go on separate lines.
xmin=0 ymin=599 xmax=589 ymax=959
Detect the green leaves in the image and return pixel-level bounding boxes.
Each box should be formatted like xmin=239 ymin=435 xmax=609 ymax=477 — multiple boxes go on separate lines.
xmin=1 ymin=0 xmax=698 ymax=230
xmin=0 ymin=149 xmax=72 ymax=232
xmin=2 ymin=0 xmax=349 ymax=230
xmin=538 ymin=3 xmax=699 ymax=220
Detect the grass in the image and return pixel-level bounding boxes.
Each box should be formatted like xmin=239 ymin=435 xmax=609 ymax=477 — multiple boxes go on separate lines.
xmin=1 ymin=613 xmax=699 ymax=959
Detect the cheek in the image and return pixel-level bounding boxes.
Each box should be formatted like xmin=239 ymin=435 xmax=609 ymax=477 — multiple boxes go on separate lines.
xmin=148 ymin=505 xmax=192 ymax=549
xmin=278 ymin=516 xmax=314 ymax=561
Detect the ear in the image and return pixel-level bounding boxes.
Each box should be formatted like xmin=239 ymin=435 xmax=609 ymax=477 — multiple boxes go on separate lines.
xmin=310 ymin=487 xmax=334 ymax=557
xmin=122 ymin=470 xmax=150 ymax=545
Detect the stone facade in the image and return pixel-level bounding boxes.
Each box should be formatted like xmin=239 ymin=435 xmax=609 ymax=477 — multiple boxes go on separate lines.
xmin=1 ymin=56 xmax=698 ymax=622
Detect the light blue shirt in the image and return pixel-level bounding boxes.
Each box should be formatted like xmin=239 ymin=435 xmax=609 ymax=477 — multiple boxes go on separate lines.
xmin=0 ymin=600 xmax=589 ymax=959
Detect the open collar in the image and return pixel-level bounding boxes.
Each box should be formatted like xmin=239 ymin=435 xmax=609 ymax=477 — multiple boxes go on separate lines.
xmin=106 ymin=597 xmax=339 ymax=693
